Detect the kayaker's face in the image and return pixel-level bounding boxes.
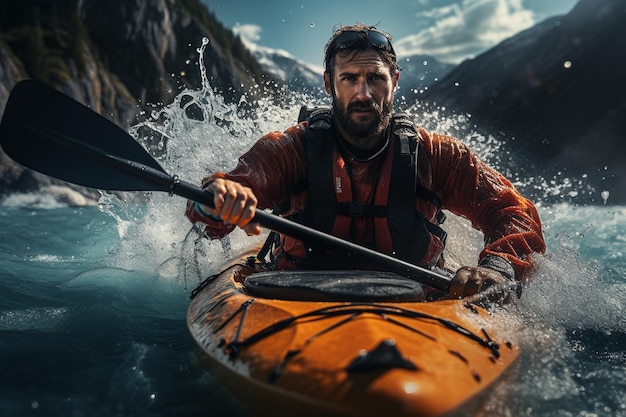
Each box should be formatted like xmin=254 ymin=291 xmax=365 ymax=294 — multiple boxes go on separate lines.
xmin=324 ymin=49 xmax=398 ymax=148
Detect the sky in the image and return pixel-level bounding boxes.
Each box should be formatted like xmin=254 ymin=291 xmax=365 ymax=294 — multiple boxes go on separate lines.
xmin=200 ymin=0 xmax=579 ymax=68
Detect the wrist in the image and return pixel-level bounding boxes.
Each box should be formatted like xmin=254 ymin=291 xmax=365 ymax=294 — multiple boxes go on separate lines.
xmin=478 ymin=255 xmax=523 ymax=298
xmin=478 ymin=255 xmax=517 ymax=282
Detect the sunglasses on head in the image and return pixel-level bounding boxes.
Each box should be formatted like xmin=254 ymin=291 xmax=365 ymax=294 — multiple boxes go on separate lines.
xmin=330 ymin=29 xmax=396 ymax=57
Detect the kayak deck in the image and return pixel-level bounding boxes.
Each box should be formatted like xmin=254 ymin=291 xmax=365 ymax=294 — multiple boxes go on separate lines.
xmin=187 ymin=254 xmax=518 ymax=417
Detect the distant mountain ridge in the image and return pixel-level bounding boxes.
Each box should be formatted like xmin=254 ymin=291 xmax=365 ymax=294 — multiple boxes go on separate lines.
xmin=244 ymin=40 xmax=456 ymax=103
xmin=396 ymin=55 xmax=455 ymax=103
xmin=241 ymin=41 xmax=326 ymax=97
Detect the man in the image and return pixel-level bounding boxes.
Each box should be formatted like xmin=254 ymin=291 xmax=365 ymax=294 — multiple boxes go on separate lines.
xmin=186 ymin=23 xmax=545 ymax=299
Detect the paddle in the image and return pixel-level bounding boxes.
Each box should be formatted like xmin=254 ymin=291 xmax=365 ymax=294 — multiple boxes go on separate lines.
xmin=0 ymin=80 xmax=452 ymax=291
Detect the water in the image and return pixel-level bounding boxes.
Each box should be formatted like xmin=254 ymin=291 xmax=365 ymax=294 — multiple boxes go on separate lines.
xmin=2 ymin=40 xmax=626 ymax=416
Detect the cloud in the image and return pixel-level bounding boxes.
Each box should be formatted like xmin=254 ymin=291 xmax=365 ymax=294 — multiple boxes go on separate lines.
xmin=394 ymin=0 xmax=534 ymax=63
xmin=232 ymin=23 xmax=263 ymax=43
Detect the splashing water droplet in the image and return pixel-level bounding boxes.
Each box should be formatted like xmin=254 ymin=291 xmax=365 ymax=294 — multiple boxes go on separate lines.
xmin=601 ymin=190 xmax=609 ymax=204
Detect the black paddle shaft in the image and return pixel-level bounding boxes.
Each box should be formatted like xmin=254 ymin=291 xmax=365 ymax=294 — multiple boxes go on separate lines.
xmin=0 ymin=80 xmax=452 ymax=291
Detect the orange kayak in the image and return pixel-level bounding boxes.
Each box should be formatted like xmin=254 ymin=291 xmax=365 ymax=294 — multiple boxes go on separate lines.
xmin=187 ymin=250 xmax=519 ymax=417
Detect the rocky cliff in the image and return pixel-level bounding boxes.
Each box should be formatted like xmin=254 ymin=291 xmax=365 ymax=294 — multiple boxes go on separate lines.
xmin=0 ymin=0 xmax=275 ymax=202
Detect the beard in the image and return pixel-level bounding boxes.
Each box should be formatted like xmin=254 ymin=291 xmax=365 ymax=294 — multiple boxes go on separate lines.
xmin=333 ymin=98 xmax=392 ymax=144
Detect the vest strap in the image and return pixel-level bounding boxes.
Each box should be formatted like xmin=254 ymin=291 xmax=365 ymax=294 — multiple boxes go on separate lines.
xmin=336 ymin=202 xmax=387 ymax=218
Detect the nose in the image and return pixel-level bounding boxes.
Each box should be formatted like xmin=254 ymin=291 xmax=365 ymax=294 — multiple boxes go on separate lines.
xmin=355 ymin=80 xmax=372 ymax=101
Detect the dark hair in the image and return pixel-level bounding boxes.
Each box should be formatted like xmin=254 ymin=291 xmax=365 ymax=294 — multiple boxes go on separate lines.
xmin=324 ymin=23 xmax=399 ymax=76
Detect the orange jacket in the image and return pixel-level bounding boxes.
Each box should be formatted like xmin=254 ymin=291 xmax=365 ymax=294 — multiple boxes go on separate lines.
xmin=186 ymin=122 xmax=546 ymax=282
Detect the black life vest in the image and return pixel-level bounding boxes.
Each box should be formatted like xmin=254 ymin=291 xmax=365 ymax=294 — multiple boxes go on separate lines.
xmin=284 ymin=106 xmax=447 ymax=267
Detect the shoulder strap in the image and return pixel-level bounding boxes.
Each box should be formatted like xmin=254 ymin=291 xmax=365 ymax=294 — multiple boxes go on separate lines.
xmin=391 ymin=113 xmax=446 ymax=225
xmin=257 ymin=106 xmax=332 ymax=263
xmin=298 ymin=105 xmax=332 ymax=124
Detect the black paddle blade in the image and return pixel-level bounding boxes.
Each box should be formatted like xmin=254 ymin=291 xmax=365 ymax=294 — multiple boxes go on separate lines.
xmin=0 ymin=80 xmax=167 ymax=191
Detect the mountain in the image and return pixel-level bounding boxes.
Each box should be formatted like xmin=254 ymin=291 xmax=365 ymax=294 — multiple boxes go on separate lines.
xmin=396 ymin=55 xmax=455 ymax=104
xmin=0 ymin=0 xmax=278 ymax=201
xmin=244 ymin=42 xmax=455 ymax=104
xmin=242 ymin=42 xmax=326 ymax=97
xmin=417 ymin=0 xmax=626 ymax=203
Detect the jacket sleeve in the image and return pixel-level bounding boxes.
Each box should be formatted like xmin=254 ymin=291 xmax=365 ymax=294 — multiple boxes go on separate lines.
xmin=185 ymin=123 xmax=308 ymax=238
xmin=419 ymin=129 xmax=546 ymax=282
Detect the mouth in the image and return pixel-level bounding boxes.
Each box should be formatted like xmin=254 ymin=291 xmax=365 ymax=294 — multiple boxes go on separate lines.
xmin=348 ymin=101 xmax=378 ymax=116
xmin=349 ymin=106 xmax=376 ymax=118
